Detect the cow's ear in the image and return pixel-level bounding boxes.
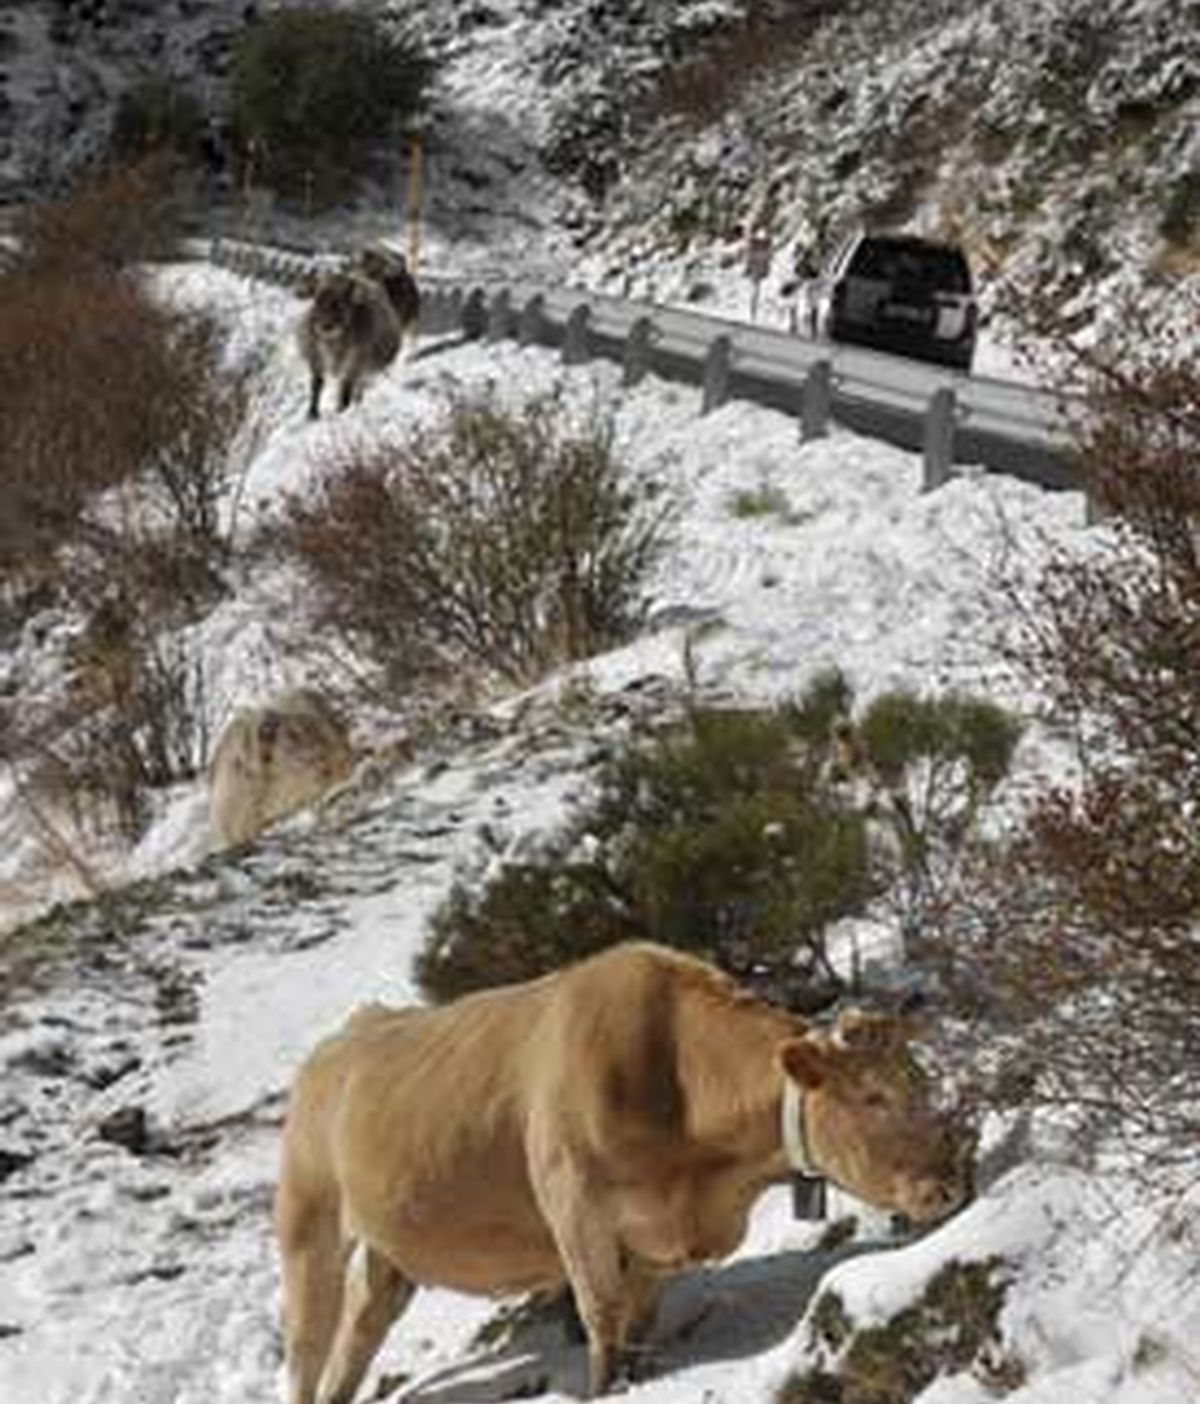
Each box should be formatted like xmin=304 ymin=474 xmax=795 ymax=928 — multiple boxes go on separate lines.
xmin=779 ymin=1035 xmax=832 ymax=1090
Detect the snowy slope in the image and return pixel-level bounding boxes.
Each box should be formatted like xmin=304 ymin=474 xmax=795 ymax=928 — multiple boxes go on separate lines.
xmin=2 ymin=262 xmax=1199 ymax=1404
xmin=3 ymin=2 xmax=1200 ymax=1400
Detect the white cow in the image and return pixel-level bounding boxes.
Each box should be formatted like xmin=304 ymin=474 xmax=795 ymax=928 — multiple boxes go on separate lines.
xmin=208 ymin=688 xmax=355 ymax=849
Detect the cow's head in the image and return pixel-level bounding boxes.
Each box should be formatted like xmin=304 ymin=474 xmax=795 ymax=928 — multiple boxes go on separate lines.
xmin=779 ymin=1009 xmax=973 ymax=1225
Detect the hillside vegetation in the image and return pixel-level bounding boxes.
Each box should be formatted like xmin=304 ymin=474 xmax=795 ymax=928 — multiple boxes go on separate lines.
xmin=2 ymin=0 xmax=1196 ymax=324
xmin=2 ymin=6 xmax=1200 ymax=1403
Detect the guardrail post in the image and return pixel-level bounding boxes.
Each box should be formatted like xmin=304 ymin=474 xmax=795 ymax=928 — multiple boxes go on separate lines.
xmin=461 ymin=288 xmax=487 ymax=340
xmin=702 ymin=335 xmax=732 ymax=414
xmin=487 ymin=288 xmax=512 ymax=342
xmin=436 ymin=289 xmax=461 ymax=336
xmin=518 ymin=294 xmax=546 ymax=346
xmin=923 ymin=387 xmax=957 ymax=490
xmin=801 ymin=360 xmax=831 ymax=440
xmin=563 ymin=304 xmax=591 ymax=365
xmin=418 ymin=288 xmax=439 ymax=334
xmin=441 ymin=289 xmax=462 ymax=335
xmin=1085 ymin=481 xmax=1109 ymax=527
xmin=623 ymin=316 xmax=656 ymax=387
xmin=449 ymin=289 xmax=465 ymax=333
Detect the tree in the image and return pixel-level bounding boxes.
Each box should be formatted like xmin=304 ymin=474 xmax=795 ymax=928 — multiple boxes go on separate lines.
xmin=230 ymin=5 xmax=431 ymax=206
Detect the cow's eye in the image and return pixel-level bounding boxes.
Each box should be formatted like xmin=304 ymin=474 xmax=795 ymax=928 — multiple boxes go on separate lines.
xmin=864 ymin=1091 xmax=890 ymax=1110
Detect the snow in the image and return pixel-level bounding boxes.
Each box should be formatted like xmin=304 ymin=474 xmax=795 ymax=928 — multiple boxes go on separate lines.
xmin=3 ymin=2 xmax=1200 ymax=1399
xmin=2 ymin=254 xmax=1197 ymax=1404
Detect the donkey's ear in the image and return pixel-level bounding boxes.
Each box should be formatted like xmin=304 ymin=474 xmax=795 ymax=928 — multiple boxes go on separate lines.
xmin=834 ymin=1007 xmax=914 ymax=1052
xmin=779 ymin=1035 xmax=834 ymax=1090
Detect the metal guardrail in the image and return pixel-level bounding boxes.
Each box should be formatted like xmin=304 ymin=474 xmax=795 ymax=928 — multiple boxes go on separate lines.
xmin=201 ymin=235 xmax=1083 ymax=495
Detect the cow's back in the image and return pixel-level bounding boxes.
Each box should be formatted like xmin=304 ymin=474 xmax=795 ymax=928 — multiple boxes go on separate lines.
xmin=285 ymin=978 xmax=567 ymax=1293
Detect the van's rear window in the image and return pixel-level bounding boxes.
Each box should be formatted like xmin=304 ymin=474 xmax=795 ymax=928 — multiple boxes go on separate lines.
xmin=849 ymin=239 xmax=971 ymax=293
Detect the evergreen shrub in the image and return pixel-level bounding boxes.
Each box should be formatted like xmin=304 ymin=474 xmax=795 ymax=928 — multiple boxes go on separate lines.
xmin=110 ymin=78 xmax=207 ymax=167
xmin=417 ymin=667 xmax=1020 ymax=1006
xmin=417 ymin=672 xmax=874 ymax=1004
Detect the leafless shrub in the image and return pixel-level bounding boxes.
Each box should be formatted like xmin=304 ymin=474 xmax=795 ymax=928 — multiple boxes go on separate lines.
xmin=7 ymin=312 xmax=260 ymax=836
xmin=933 ymin=299 xmax=1200 ymax=1180
xmin=128 ymin=312 xmax=266 ymax=588
xmin=275 ymin=386 xmax=673 ymax=699
xmin=1 ymin=169 xmax=262 ymax=840
xmin=647 ymin=1 xmax=840 ymax=132
xmin=14 ymin=155 xmax=182 ymax=276
xmin=0 ymin=269 xmax=181 ymax=580
xmin=16 ymin=615 xmax=210 ymax=842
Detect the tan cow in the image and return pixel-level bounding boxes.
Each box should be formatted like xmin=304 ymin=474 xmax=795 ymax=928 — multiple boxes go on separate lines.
xmin=276 ymin=941 xmax=972 ymax=1402
xmin=298 ymin=270 xmax=401 ymax=419
xmin=208 ymin=688 xmax=355 ymax=850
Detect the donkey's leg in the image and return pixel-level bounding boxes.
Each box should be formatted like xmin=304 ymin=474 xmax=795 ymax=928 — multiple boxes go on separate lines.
xmin=318 ymin=1244 xmax=414 ymax=1404
xmin=278 ymin=1189 xmax=348 ymax=1404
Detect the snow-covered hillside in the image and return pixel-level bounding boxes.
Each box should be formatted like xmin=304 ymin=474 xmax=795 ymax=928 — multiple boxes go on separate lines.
xmin=2 ymin=261 xmax=1199 ymax=1404
xmin=4 ymin=0 xmax=1198 ymax=325
xmin=3 ymin=3 xmax=1200 ymax=1402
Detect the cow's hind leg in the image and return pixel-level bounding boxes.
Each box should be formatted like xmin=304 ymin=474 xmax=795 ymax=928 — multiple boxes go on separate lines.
xmin=318 ymin=1243 xmax=414 ymax=1404
xmin=278 ymin=1195 xmax=348 ymax=1404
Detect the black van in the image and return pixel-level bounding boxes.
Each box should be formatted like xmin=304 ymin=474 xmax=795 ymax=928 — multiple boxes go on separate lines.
xmin=806 ymin=230 xmax=978 ymax=372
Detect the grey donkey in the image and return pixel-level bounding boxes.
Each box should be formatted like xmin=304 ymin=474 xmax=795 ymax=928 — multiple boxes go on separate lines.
xmin=298 ymin=270 xmax=401 ymax=419
xmin=356 ymin=245 xmax=421 ymax=355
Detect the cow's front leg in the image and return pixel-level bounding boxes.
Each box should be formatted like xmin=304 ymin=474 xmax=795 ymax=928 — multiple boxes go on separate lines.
xmin=559 ymin=1213 xmax=625 ymax=1396
xmin=531 ymin=1157 xmax=626 ymax=1396
xmin=618 ymin=1260 xmax=664 ymax=1380
xmin=308 ymin=371 xmax=323 ymax=420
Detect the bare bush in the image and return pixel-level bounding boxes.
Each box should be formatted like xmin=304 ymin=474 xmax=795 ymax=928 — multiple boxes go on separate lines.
xmin=5 ymin=305 xmax=260 ymax=831
xmin=1 ymin=262 xmax=256 ymax=604
xmin=277 ymin=387 xmax=673 ymax=697
xmin=1 ymin=172 xmax=262 ymax=839
xmin=17 ymin=615 xmax=209 ymax=842
xmin=0 ymin=270 xmax=181 ymax=579
xmin=935 ymin=302 xmax=1200 ymax=1178
xmin=127 ymin=311 xmax=264 ymax=587
xmin=14 ymin=155 xmax=182 ymax=276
